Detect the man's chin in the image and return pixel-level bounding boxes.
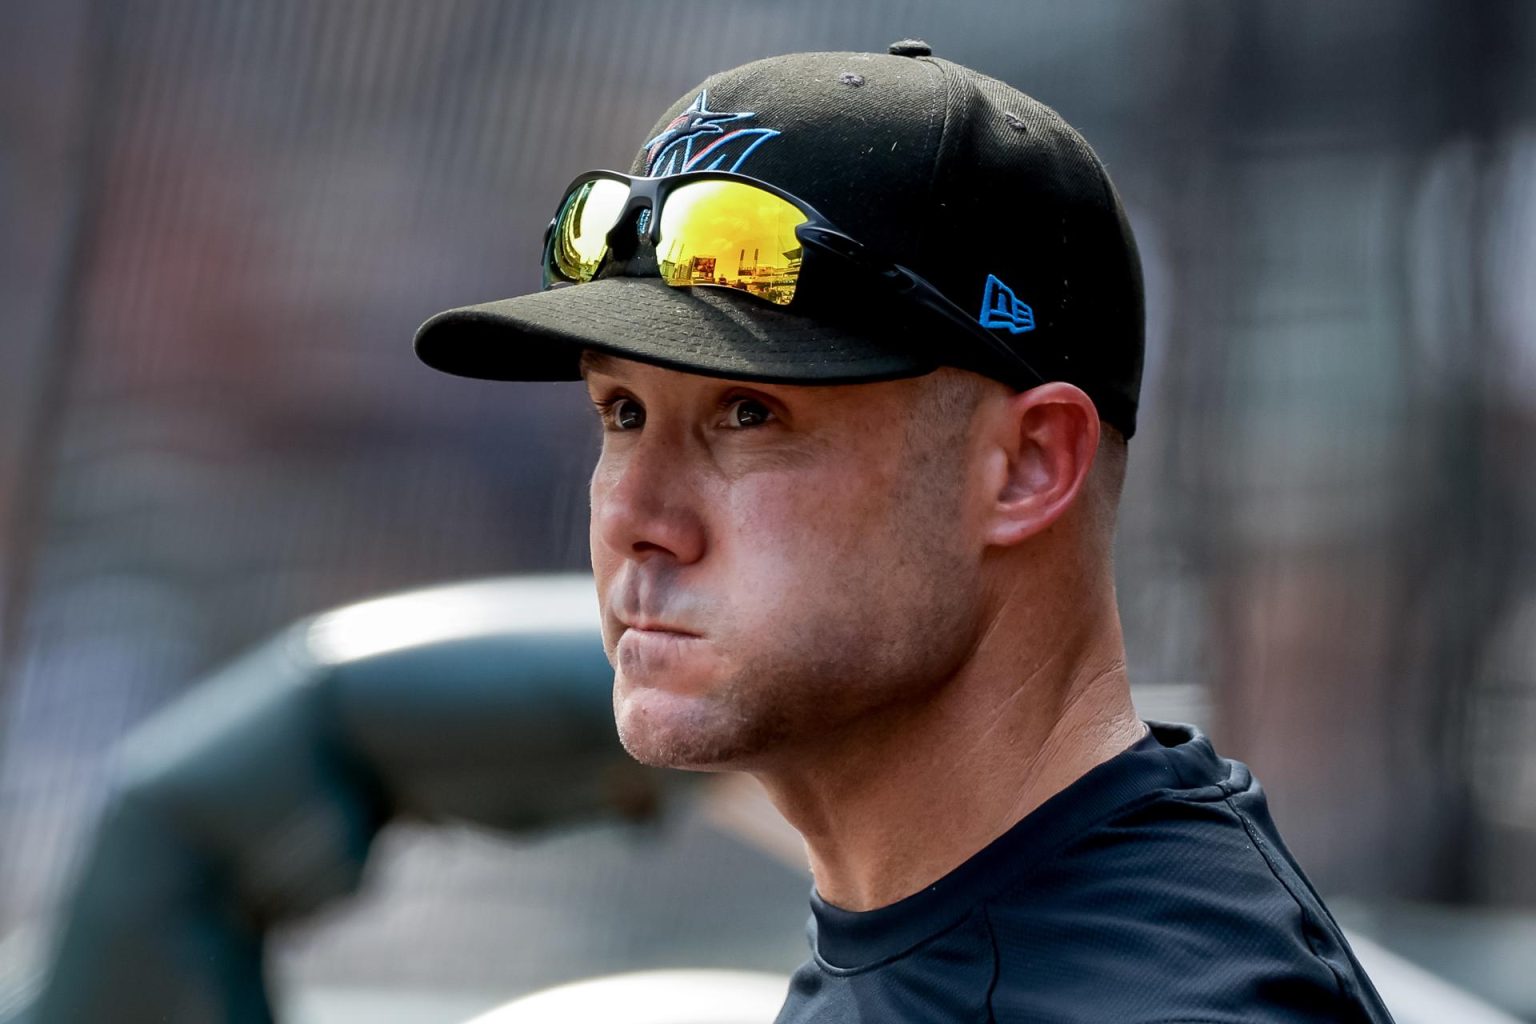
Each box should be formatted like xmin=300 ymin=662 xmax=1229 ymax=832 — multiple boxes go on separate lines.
xmin=612 ymin=680 xmax=761 ymax=771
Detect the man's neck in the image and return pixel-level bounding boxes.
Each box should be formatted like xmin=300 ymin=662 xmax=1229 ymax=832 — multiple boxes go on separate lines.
xmin=753 ymin=600 xmax=1145 ymax=912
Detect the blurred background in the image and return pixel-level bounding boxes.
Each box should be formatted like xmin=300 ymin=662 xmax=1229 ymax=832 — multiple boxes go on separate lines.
xmin=1 ymin=0 xmax=1533 ymax=1020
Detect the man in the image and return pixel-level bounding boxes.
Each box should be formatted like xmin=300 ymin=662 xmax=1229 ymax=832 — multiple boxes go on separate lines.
xmin=415 ymin=41 xmax=1394 ymax=1023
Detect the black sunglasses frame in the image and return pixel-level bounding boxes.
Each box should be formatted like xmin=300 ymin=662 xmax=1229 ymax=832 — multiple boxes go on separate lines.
xmin=541 ymin=169 xmax=1045 ymax=390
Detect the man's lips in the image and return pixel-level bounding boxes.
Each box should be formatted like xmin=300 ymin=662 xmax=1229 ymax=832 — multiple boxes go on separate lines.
xmin=614 ymin=618 xmax=710 ymax=682
xmin=620 ymin=619 xmax=702 ymax=638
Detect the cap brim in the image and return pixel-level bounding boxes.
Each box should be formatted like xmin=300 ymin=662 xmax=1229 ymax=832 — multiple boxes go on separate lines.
xmin=413 ymin=276 xmax=937 ymax=386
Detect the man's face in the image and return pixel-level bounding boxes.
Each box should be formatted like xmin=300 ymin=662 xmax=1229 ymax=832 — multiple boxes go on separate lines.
xmin=585 ymin=352 xmax=989 ymax=772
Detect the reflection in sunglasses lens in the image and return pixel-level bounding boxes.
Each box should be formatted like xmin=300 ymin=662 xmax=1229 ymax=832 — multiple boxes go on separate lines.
xmin=550 ymin=178 xmax=630 ymax=282
xmin=657 ymin=181 xmax=807 ymax=306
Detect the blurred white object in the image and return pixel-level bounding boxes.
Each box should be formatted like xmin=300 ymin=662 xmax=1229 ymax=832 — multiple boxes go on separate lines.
xmin=463 ymin=970 xmax=789 ymax=1024
xmin=1345 ymin=932 xmax=1524 ymax=1024
xmin=308 ymin=574 xmax=600 ymax=664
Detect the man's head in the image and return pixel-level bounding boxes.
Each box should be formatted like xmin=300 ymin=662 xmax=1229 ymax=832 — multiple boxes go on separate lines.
xmin=413 ymin=42 xmax=1143 ymax=771
xmin=583 ymin=352 xmax=1126 ymax=771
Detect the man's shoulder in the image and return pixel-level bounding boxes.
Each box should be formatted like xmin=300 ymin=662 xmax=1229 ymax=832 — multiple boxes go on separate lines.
xmin=981 ymin=739 xmax=1392 ymax=1022
xmin=985 ymin=784 xmax=1314 ymax=963
xmin=776 ymin=725 xmax=1396 ymax=1024
xmin=1005 ymin=744 xmax=1280 ymax=901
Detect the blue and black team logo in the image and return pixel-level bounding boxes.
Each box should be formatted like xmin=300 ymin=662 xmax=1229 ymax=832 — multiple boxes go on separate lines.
xmin=979 ymin=274 xmax=1036 ymax=334
xmin=643 ymin=91 xmax=781 ymax=176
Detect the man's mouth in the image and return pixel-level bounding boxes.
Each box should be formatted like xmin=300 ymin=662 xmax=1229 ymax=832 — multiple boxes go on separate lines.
xmin=614 ymin=619 xmax=711 ymax=682
xmin=623 ymin=618 xmax=700 ymax=637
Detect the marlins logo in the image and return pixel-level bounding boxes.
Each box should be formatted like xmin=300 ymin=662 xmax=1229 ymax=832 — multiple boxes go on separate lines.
xmin=643 ymin=91 xmax=780 ymax=176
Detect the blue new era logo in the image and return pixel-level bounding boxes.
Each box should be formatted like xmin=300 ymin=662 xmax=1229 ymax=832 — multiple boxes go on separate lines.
xmin=979 ymin=274 xmax=1035 ymax=334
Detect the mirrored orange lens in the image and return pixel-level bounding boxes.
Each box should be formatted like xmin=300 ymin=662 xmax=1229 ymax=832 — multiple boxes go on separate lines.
xmin=656 ymin=181 xmax=808 ymax=305
xmin=549 ymin=178 xmax=630 ymax=282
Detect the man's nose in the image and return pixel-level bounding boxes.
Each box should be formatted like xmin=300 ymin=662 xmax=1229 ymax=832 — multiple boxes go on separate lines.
xmin=592 ymin=434 xmax=706 ymax=565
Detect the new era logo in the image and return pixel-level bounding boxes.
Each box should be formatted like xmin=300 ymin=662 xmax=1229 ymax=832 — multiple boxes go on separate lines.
xmin=979 ymin=274 xmax=1035 ymax=334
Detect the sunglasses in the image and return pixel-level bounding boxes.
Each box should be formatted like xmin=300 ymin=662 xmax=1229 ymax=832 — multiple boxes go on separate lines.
xmin=540 ymin=170 xmax=1044 ymax=389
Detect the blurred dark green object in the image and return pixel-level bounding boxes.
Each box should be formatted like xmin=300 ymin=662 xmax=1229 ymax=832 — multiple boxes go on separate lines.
xmin=10 ymin=576 xmax=661 ymax=1024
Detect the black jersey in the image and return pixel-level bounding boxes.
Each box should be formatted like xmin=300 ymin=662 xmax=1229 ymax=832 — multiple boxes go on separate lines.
xmin=775 ymin=722 xmax=1395 ymax=1023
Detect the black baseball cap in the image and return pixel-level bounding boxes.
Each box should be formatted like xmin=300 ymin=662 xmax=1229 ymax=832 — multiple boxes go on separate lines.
xmin=414 ymin=40 xmax=1146 ymax=437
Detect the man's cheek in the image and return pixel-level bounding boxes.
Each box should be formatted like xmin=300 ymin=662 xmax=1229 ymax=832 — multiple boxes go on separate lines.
xmin=723 ymin=474 xmax=849 ymax=546
xmin=588 ymin=552 xmax=622 ymax=660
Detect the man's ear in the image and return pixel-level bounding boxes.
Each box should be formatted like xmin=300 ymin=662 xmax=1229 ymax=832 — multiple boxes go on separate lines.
xmin=981 ymin=382 xmax=1100 ymax=548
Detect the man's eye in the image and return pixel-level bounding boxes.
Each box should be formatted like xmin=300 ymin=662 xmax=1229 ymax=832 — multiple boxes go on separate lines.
xmin=604 ymin=397 xmax=645 ymax=430
xmin=724 ymin=398 xmax=774 ymax=429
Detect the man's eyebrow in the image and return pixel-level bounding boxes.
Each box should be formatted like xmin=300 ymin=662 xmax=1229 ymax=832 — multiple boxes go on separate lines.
xmin=578 ymin=349 xmax=620 ymax=378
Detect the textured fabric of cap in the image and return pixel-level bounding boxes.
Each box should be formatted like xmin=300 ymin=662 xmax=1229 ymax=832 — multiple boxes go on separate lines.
xmin=414 ymin=43 xmax=1145 ymax=436
xmin=414 ymin=276 xmax=939 ymax=385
